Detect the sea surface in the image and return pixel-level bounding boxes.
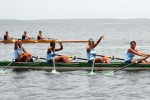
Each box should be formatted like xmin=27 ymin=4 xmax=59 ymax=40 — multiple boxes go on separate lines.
xmin=0 ymin=19 xmax=150 ymax=100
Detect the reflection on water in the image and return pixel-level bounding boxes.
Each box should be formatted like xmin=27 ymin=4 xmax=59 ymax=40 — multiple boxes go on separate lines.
xmin=0 ymin=70 xmax=150 ymax=100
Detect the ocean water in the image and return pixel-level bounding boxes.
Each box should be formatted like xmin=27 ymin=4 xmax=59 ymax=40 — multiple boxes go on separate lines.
xmin=0 ymin=19 xmax=150 ymax=100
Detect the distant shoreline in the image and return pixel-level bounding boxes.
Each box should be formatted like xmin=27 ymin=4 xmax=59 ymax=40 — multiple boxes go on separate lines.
xmin=0 ymin=18 xmax=150 ymax=21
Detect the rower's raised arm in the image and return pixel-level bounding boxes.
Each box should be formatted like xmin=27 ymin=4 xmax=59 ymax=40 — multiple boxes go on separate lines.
xmin=14 ymin=41 xmax=18 ymax=50
xmin=93 ymin=35 xmax=104 ymax=48
xmin=47 ymin=47 xmax=51 ymax=54
xmin=55 ymin=42 xmax=63 ymax=51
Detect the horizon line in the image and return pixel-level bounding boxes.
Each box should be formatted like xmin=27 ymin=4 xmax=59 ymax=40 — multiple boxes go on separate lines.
xmin=0 ymin=18 xmax=150 ymax=21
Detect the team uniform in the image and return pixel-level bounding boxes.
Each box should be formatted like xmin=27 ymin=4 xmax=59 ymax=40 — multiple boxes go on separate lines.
xmin=47 ymin=50 xmax=56 ymax=63
xmin=87 ymin=48 xmax=96 ymax=63
xmin=124 ymin=51 xmax=135 ymax=63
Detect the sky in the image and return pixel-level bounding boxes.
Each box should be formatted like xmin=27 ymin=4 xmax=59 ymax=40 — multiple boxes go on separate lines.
xmin=0 ymin=0 xmax=150 ymax=20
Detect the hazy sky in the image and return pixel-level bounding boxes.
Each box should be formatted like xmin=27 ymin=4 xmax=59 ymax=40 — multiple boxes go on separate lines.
xmin=0 ymin=0 xmax=150 ymax=20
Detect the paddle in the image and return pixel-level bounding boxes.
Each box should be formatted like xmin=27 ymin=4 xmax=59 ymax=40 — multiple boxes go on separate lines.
xmin=51 ymin=59 xmax=60 ymax=74
xmin=73 ymin=56 xmax=87 ymax=61
xmin=96 ymin=55 xmax=124 ymax=61
xmin=89 ymin=59 xmax=96 ymax=75
xmin=55 ymin=54 xmax=88 ymax=61
xmin=104 ymin=56 xmax=150 ymax=76
xmin=31 ymin=56 xmax=60 ymax=74
xmin=0 ymin=60 xmax=14 ymax=74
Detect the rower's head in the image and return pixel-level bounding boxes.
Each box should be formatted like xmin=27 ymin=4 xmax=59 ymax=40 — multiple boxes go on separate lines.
xmin=88 ymin=39 xmax=95 ymax=48
xmin=24 ymin=31 xmax=27 ymax=35
xmin=17 ymin=39 xmax=22 ymax=46
xmin=39 ymin=31 xmax=42 ymax=34
xmin=50 ymin=41 xmax=56 ymax=48
xmin=6 ymin=31 xmax=8 ymax=35
xmin=130 ymin=41 xmax=136 ymax=49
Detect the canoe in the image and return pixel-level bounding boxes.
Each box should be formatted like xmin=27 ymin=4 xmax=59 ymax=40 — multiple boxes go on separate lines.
xmin=0 ymin=61 xmax=150 ymax=71
xmin=0 ymin=39 xmax=88 ymax=43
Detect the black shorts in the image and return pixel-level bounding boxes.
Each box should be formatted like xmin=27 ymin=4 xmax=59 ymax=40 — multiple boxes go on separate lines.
xmin=48 ymin=60 xmax=53 ymax=63
xmin=125 ymin=60 xmax=132 ymax=63
xmin=15 ymin=59 xmax=18 ymax=62
xmin=88 ymin=60 xmax=93 ymax=63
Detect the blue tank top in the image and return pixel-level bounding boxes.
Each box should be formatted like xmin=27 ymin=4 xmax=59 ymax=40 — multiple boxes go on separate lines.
xmin=13 ymin=46 xmax=23 ymax=59
xmin=47 ymin=50 xmax=56 ymax=61
xmin=87 ymin=48 xmax=96 ymax=61
xmin=124 ymin=51 xmax=135 ymax=61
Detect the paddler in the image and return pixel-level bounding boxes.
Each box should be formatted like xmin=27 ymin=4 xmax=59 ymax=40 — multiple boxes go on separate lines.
xmin=86 ymin=35 xmax=110 ymax=63
xmin=14 ymin=39 xmax=32 ymax=62
xmin=22 ymin=31 xmax=30 ymax=40
xmin=37 ymin=31 xmax=44 ymax=40
xmin=4 ymin=31 xmax=11 ymax=40
xmin=124 ymin=41 xmax=150 ymax=63
xmin=47 ymin=41 xmax=70 ymax=63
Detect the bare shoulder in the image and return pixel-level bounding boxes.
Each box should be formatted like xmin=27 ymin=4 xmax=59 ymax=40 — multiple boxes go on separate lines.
xmin=128 ymin=48 xmax=133 ymax=51
xmin=86 ymin=46 xmax=90 ymax=49
xmin=48 ymin=47 xmax=51 ymax=50
xmin=47 ymin=47 xmax=52 ymax=51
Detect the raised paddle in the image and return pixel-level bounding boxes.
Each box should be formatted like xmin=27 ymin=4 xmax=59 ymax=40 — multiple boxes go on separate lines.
xmin=96 ymin=55 xmax=124 ymax=61
xmin=104 ymin=56 xmax=150 ymax=76
xmin=0 ymin=60 xmax=14 ymax=74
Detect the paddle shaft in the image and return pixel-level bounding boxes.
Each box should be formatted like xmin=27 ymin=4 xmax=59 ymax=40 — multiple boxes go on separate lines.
xmin=3 ymin=60 xmax=14 ymax=71
xmin=57 ymin=54 xmax=87 ymax=61
xmin=114 ymin=56 xmax=150 ymax=73
xmin=96 ymin=55 xmax=124 ymax=61
xmin=91 ymin=59 xmax=95 ymax=72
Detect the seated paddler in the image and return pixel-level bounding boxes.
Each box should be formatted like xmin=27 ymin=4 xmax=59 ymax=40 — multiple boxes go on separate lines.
xmin=37 ymin=31 xmax=44 ymax=40
xmin=86 ymin=35 xmax=110 ymax=63
xmin=22 ymin=31 xmax=30 ymax=40
xmin=14 ymin=39 xmax=32 ymax=62
xmin=4 ymin=31 xmax=11 ymax=40
xmin=47 ymin=41 xmax=70 ymax=63
xmin=124 ymin=41 xmax=150 ymax=63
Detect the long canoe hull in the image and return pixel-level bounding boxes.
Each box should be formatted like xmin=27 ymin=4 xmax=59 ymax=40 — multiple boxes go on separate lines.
xmin=0 ymin=39 xmax=88 ymax=43
xmin=0 ymin=62 xmax=150 ymax=71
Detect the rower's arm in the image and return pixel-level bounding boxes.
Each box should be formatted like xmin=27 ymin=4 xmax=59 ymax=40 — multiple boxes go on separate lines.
xmin=55 ymin=42 xmax=63 ymax=51
xmin=86 ymin=46 xmax=91 ymax=52
xmin=39 ymin=34 xmax=43 ymax=39
xmin=93 ymin=35 xmax=104 ymax=48
xmin=7 ymin=35 xmax=11 ymax=39
xmin=137 ymin=51 xmax=149 ymax=57
xmin=25 ymin=35 xmax=30 ymax=39
xmin=128 ymin=48 xmax=147 ymax=57
xmin=47 ymin=48 xmax=51 ymax=54
xmin=14 ymin=41 xmax=18 ymax=50
xmin=21 ymin=46 xmax=28 ymax=53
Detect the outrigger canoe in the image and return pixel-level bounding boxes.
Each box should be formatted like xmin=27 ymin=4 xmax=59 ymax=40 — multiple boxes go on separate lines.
xmin=0 ymin=39 xmax=88 ymax=43
xmin=0 ymin=61 xmax=150 ymax=71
